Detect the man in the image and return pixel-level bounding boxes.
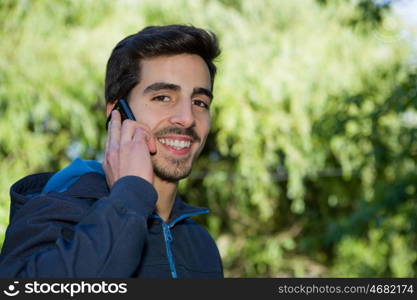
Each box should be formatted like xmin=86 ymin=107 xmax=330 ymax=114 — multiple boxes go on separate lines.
xmin=0 ymin=25 xmax=223 ymax=277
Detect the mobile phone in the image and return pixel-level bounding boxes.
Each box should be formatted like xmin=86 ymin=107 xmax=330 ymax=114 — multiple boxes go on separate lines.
xmin=105 ymin=99 xmax=136 ymax=130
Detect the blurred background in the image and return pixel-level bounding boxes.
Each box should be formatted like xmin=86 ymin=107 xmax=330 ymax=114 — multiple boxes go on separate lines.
xmin=1 ymin=0 xmax=416 ymax=277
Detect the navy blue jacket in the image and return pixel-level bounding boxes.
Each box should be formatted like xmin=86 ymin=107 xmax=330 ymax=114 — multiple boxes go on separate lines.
xmin=0 ymin=159 xmax=223 ymax=278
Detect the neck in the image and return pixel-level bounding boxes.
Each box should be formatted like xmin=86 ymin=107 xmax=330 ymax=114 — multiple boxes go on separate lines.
xmin=153 ymin=176 xmax=177 ymax=222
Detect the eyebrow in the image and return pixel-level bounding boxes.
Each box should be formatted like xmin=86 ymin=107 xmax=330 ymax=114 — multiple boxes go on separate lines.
xmin=143 ymin=82 xmax=180 ymax=94
xmin=192 ymin=87 xmax=213 ymax=101
xmin=143 ymin=81 xmax=213 ymax=101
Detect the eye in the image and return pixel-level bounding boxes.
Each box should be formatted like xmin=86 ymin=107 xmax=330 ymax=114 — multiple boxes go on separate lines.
xmin=192 ymin=99 xmax=209 ymax=109
xmin=151 ymin=95 xmax=170 ymax=102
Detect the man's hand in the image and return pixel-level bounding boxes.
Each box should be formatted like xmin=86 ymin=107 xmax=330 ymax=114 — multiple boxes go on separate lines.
xmin=102 ymin=110 xmax=157 ymax=188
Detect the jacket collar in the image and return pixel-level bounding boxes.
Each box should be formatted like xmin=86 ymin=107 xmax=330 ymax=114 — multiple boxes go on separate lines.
xmin=166 ymin=194 xmax=209 ymax=228
xmin=64 ymin=172 xmax=209 ymax=227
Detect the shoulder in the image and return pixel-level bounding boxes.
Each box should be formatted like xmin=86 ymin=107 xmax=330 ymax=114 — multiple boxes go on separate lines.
xmin=10 ymin=172 xmax=108 ymax=224
xmin=9 ymin=158 xmax=108 ymax=222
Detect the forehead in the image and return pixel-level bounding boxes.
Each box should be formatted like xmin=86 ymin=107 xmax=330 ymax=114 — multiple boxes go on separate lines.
xmin=138 ymin=54 xmax=211 ymax=91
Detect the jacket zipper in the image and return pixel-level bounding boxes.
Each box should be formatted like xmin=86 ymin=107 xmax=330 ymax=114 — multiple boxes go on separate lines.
xmin=151 ymin=209 xmax=209 ymax=278
xmin=162 ymin=223 xmax=177 ymax=278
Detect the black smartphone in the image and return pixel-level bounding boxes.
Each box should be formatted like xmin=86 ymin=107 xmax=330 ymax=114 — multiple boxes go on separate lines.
xmin=105 ymin=99 xmax=136 ymax=130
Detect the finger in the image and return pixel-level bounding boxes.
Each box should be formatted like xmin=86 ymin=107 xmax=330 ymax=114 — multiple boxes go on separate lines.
xmin=103 ymin=119 xmax=112 ymax=168
xmin=108 ymin=110 xmax=121 ymax=153
xmin=143 ymin=130 xmax=157 ymax=154
xmin=104 ymin=118 xmax=111 ymax=156
xmin=131 ymin=123 xmax=157 ymax=154
xmin=119 ymin=120 xmax=151 ymax=142
xmin=120 ymin=119 xmax=138 ymax=145
xmin=132 ymin=127 xmax=146 ymax=143
xmin=132 ymin=127 xmax=156 ymax=153
xmin=120 ymin=120 xmax=157 ymax=155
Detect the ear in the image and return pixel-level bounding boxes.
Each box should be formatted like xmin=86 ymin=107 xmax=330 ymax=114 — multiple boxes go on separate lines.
xmin=106 ymin=102 xmax=117 ymax=118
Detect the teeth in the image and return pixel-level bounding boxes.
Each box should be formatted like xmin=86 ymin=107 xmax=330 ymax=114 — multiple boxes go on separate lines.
xmin=159 ymin=138 xmax=191 ymax=149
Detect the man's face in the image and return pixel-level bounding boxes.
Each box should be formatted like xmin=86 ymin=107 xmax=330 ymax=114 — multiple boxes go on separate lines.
xmin=121 ymin=54 xmax=212 ymax=182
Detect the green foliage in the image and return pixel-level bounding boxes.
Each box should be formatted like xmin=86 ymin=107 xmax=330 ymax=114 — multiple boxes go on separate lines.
xmin=1 ymin=0 xmax=416 ymax=277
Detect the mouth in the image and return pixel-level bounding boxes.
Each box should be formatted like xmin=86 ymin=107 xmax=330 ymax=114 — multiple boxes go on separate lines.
xmin=157 ymin=136 xmax=194 ymax=155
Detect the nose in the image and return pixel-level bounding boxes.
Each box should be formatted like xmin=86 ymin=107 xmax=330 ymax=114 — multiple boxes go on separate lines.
xmin=169 ymin=98 xmax=196 ymax=128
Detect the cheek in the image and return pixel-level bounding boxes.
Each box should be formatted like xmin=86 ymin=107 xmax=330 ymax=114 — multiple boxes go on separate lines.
xmin=203 ymin=115 xmax=211 ymax=134
xmin=136 ymin=105 xmax=167 ymax=130
xmin=198 ymin=117 xmax=211 ymax=143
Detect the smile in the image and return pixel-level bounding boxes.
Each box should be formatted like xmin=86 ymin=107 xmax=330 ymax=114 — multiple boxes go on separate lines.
xmin=158 ymin=137 xmax=192 ymax=151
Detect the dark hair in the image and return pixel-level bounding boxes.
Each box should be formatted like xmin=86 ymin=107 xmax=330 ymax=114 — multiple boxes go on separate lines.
xmin=104 ymin=24 xmax=221 ymax=104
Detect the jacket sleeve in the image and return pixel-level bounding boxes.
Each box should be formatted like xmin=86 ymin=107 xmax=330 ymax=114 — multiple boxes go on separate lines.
xmin=0 ymin=176 xmax=157 ymax=277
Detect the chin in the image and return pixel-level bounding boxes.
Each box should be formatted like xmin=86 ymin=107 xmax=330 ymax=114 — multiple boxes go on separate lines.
xmin=152 ymin=157 xmax=193 ymax=183
xmin=153 ymin=165 xmax=192 ymax=183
